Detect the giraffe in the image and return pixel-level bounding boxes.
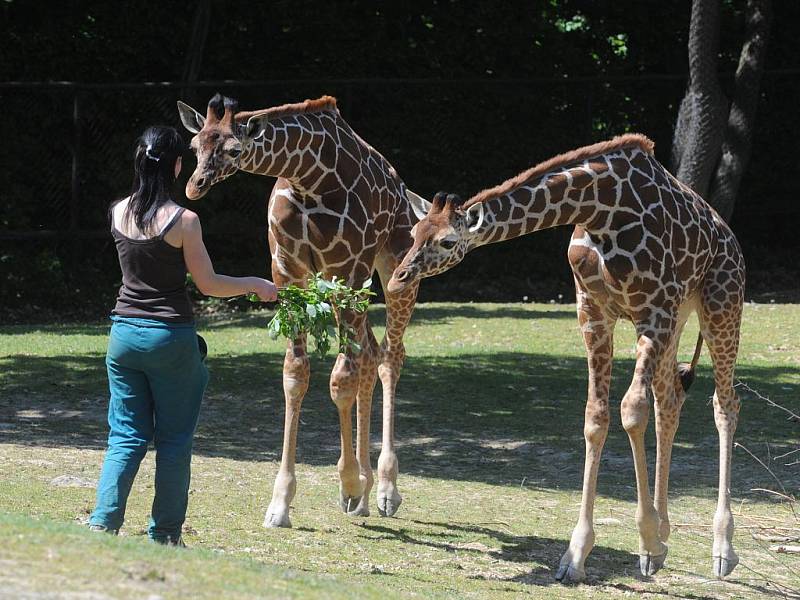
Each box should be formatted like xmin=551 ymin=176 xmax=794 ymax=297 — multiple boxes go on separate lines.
xmin=177 ymin=93 xmax=432 ymax=527
xmin=387 ymin=134 xmax=745 ymax=582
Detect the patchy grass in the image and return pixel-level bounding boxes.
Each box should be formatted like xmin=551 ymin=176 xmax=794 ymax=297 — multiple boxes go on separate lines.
xmin=0 ymin=512 xmax=378 ymax=599
xmin=1 ymin=302 xmax=798 ymax=599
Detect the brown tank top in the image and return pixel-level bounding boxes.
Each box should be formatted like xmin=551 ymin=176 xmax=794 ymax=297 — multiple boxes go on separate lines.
xmin=111 ymin=207 xmax=193 ymax=322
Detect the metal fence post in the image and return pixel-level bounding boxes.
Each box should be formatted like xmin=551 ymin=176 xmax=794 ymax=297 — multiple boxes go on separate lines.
xmin=71 ymin=91 xmax=82 ymax=231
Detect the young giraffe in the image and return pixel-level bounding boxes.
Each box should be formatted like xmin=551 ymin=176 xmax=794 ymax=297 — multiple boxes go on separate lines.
xmin=387 ymin=134 xmax=745 ymax=582
xmin=177 ymin=94 xmax=430 ymax=526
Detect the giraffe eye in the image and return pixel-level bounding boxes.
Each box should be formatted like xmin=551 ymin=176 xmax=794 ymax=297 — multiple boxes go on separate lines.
xmin=440 ymin=239 xmax=457 ymax=250
xmin=228 ymin=148 xmax=241 ymax=158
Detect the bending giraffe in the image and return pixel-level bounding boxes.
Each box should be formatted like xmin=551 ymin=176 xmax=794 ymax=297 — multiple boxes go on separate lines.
xmin=387 ymin=134 xmax=745 ymax=582
xmin=177 ymin=94 xmax=431 ymax=526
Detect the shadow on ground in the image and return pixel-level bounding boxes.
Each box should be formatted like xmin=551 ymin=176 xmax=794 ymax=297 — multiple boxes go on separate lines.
xmin=2 ymin=343 xmax=797 ymax=503
xmin=355 ymin=519 xmax=636 ymax=587
xmin=353 ymin=519 xmax=782 ymax=598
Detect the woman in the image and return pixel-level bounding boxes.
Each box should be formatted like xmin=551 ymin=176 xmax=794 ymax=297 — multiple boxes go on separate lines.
xmin=88 ymin=126 xmax=276 ymax=545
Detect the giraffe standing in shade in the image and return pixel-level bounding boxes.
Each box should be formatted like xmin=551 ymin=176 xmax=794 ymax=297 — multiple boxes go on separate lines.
xmin=177 ymin=94 xmax=431 ymax=526
xmin=387 ymin=134 xmax=745 ymax=582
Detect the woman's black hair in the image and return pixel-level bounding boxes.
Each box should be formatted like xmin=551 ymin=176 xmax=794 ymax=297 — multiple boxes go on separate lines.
xmin=123 ymin=126 xmax=186 ymax=234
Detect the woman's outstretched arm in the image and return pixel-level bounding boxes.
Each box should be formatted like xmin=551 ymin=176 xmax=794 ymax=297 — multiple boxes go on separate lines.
xmin=181 ymin=210 xmax=277 ymax=301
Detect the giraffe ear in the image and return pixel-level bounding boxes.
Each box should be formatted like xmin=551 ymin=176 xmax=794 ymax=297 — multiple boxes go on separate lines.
xmin=465 ymin=202 xmax=485 ymax=233
xmin=406 ymin=189 xmax=432 ymax=220
xmin=177 ymin=101 xmax=205 ymax=134
xmin=244 ymin=115 xmax=267 ymax=140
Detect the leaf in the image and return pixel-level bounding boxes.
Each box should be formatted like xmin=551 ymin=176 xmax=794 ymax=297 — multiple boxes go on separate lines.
xmin=262 ymin=273 xmax=379 ymax=357
xmin=267 ymin=317 xmax=281 ymax=339
xmin=362 ymin=278 xmax=372 ymax=289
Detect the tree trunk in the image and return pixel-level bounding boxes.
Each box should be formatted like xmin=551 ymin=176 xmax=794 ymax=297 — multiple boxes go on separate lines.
xmin=709 ymin=0 xmax=773 ymax=222
xmin=670 ymin=0 xmax=728 ymax=200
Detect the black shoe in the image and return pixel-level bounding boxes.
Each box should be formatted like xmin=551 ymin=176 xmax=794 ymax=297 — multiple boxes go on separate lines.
xmin=88 ymin=523 xmax=118 ymax=535
xmin=153 ymin=534 xmax=186 ymax=548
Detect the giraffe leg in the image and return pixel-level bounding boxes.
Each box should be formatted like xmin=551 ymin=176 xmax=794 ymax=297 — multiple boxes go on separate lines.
xmin=622 ymin=323 xmax=672 ymax=576
xmin=375 ymin=280 xmax=419 ymax=517
xmin=556 ymin=298 xmax=615 ymax=584
xmin=348 ymin=325 xmax=380 ymax=517
xmin=264 ymin=336 xmax=309 ymax=528
xmin=330 ymin=310 xmax=367 ymax=513
xmin=652 ymin=331 xmax=686 ymax=545
xmin=698 ymin=284 xmax=743 ymax=578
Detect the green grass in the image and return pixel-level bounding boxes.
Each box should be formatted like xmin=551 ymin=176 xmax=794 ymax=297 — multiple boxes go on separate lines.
xmin=1 ymin=302 xmax=798 ymax=599
xmin=0 ymin=512 xmax=376 ymax=599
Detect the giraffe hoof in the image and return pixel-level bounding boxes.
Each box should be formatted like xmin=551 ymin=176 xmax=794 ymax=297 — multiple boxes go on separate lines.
xmin=263 ymin=510 xmax=292 ymax=529
xmin=712 ymin=553 xmax=739 ymax=578
xmin=347 ymin=504 xmax=370 ymax=518
xmin=639 ymin=548 xmax=668 ymax=576
xmin=377 ymin=489 xmax=402 ymax=517
xmin=339 ymin=495 xmax=363 ymax=514
xmin=555 ymin=564 xmax=586 ymax=584
xmin=346 ymin=494 xmax=371 ymax=517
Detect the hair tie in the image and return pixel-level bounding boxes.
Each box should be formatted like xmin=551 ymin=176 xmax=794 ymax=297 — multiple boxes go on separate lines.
xmin=145 ymin=145 xmax=161 ymax=162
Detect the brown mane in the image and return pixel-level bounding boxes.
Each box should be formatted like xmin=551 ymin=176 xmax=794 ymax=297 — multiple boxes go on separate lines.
xmin=464 ymin=133 xmax=655 ymax=208
xmin=234 ymin=95 xmax=338 ymax=123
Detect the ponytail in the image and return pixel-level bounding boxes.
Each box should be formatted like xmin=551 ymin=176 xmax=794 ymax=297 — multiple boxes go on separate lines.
xmin=124 ymin=126 xmax=186 ymax=235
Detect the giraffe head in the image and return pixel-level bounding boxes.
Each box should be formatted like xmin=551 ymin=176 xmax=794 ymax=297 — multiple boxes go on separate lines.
xmin=177 ymin=93 xmax=244 ymax=200
xmin=387 ymin=192 xmax=486 ymax=293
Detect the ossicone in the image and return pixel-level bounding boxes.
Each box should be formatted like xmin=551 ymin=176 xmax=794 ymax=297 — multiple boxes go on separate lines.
xmin=223 ymin=96 xmax=238 ymax=114
xmin=432 ymin=191 xmax=448 ymax=212
xmin=206 ymin=92 xmax=225 ymax=122
xmin=221 ymin=96 xmax=239 ymax=125
xmin=446 ymin=193 xmax=464 ymax=208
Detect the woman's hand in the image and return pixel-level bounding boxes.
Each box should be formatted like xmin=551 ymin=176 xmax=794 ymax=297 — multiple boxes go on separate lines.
xmin=250 ymin=278 xmax=278 ymax=302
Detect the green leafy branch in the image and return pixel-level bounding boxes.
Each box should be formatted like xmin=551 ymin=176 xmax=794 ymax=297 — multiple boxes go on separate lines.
xmin=249 ymin=273 xmax=375 ymax=357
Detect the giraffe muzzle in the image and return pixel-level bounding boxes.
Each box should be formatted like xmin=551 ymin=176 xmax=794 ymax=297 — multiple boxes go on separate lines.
xmin=387 ymin=266 xmax=416 ymax=293
xmin=186 ymin=175 xmax=211 ymax=200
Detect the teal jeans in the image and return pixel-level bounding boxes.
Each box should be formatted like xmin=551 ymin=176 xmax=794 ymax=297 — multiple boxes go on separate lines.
xmin=90 ymin=316 xmax=208 ymax=541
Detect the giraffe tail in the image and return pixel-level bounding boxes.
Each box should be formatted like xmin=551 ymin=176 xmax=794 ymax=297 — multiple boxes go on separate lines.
xmin=677 ymin=332 xmax=704 ymax=392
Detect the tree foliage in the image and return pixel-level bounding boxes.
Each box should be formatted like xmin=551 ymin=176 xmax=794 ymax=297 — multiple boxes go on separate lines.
xmin=0 ymin=1 xmax=753 ymax=82
xmin=1 ymin=1 xmax=798 ymax=320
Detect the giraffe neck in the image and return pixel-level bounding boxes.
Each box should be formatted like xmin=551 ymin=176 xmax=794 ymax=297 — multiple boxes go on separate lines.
xmin=464 ymin=147 xmax=644 ymax=250
xmin=238 ymin=110 xmax=354 ymax=197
